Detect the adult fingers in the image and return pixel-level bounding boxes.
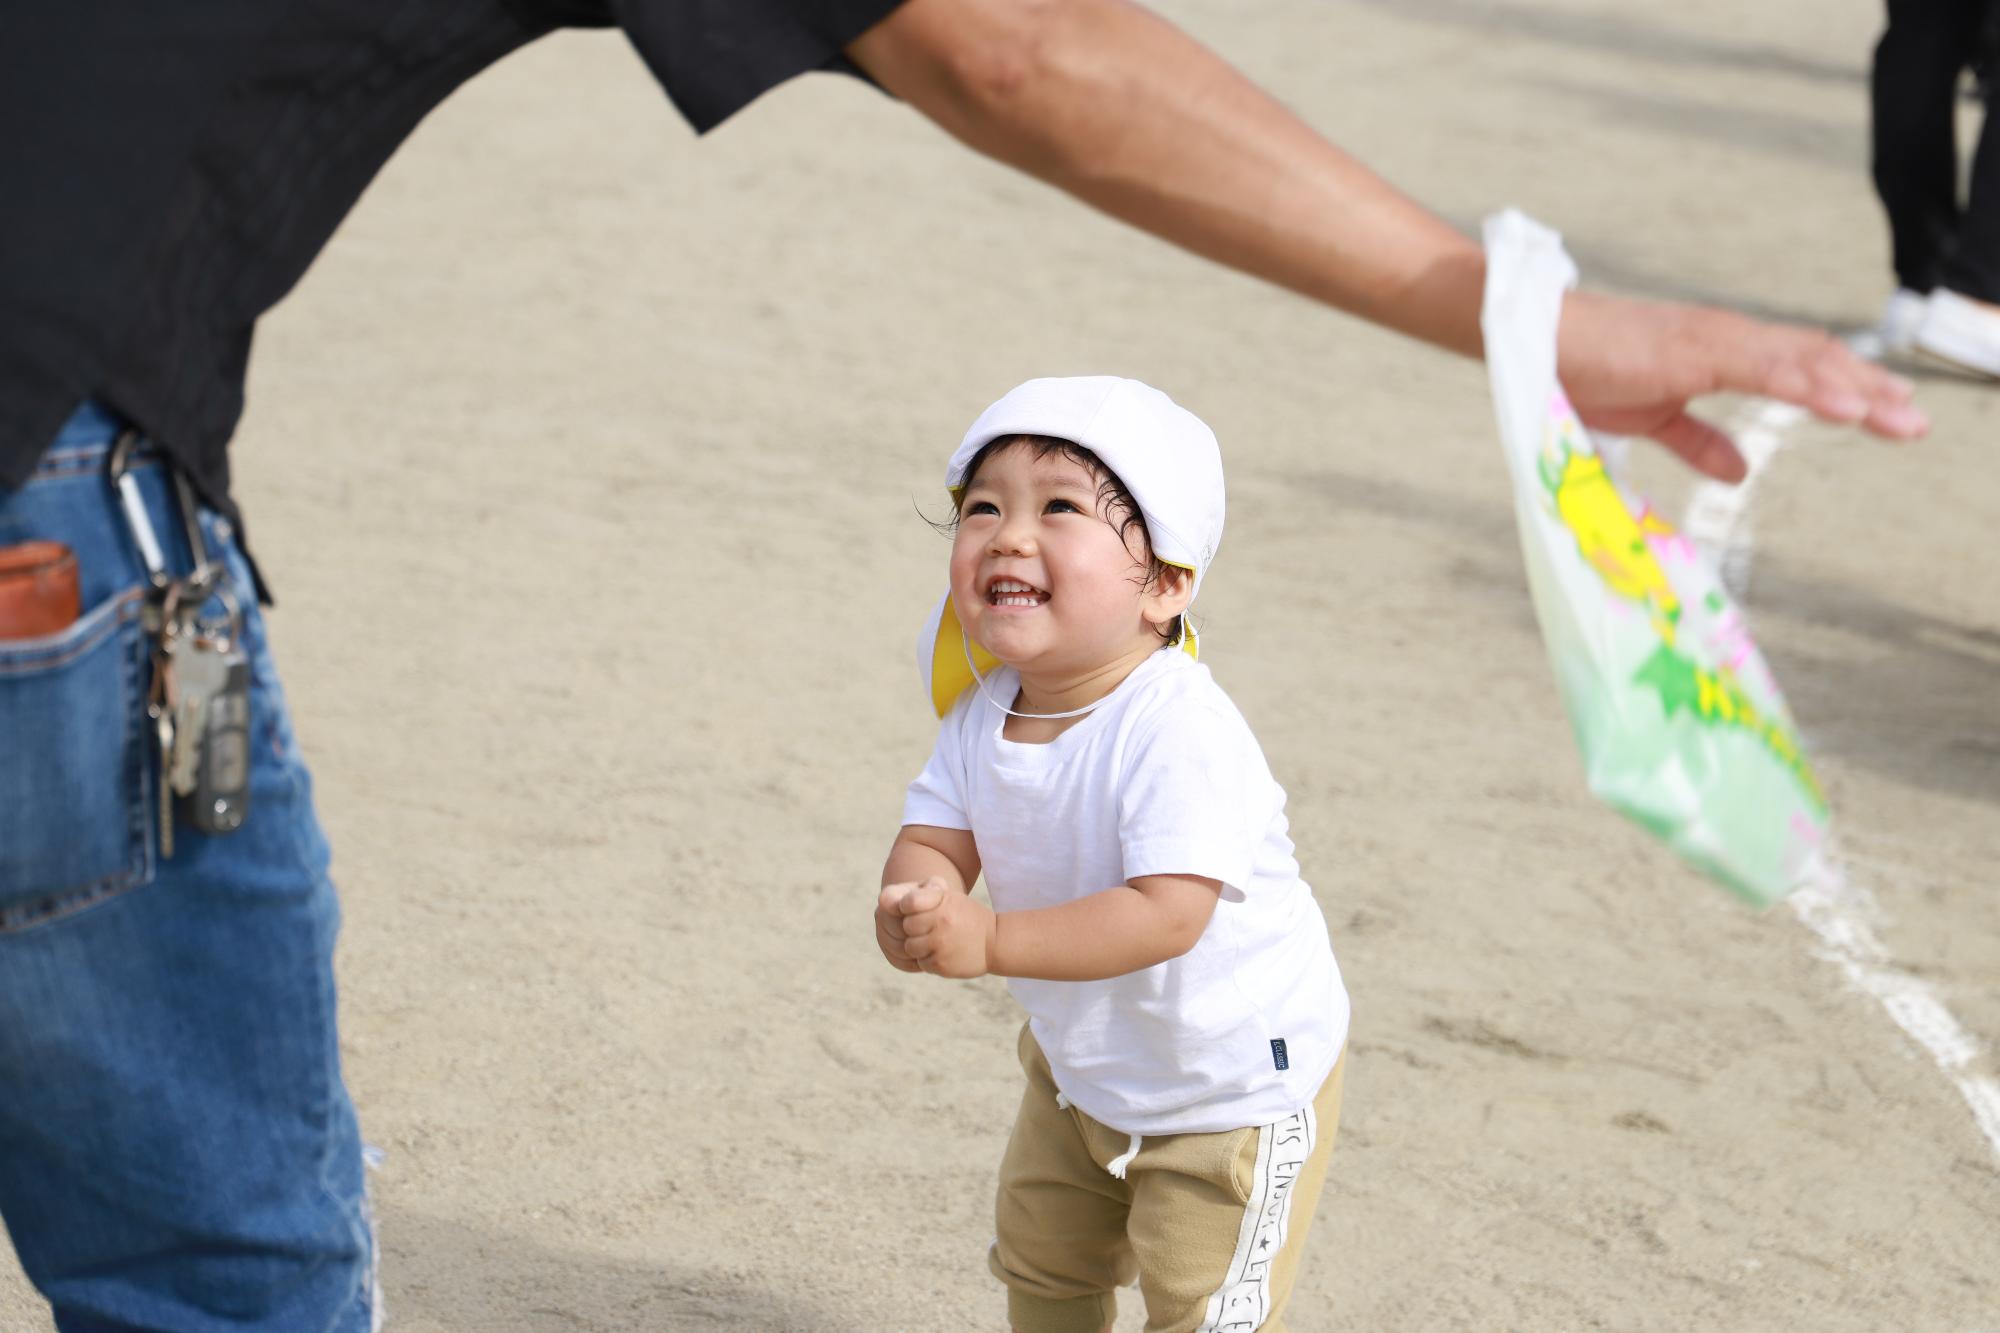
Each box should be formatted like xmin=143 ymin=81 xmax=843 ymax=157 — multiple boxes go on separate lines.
xmin=1861 ymin=381 xmax=1928 ymax=438
xmin=1739 ymin=323 xmax=1927 ymax=439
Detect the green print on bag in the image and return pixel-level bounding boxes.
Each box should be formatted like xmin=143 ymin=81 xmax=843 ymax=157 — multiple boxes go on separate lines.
xmin=1482 ymin=209 xmax=1832 ymax=907
xmin=1536 ymin=416 xmax=1827 ymax=819
xmin=1631 ymin=644 xmax=1828 ymax=816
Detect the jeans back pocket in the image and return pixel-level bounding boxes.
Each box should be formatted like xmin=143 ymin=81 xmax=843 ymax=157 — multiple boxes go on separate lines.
xmin=0 ymin=587 xmax=154 ymax=931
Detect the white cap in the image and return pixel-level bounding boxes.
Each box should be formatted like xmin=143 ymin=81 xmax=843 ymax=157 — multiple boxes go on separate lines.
xmin=946 ymin=376 xmax=1224 ymax=594
xmin=920 ymin=377 xmax=1225 ymax=717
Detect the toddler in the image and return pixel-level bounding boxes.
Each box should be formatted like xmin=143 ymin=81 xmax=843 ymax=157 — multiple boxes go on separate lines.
xmin=875 ymin=377 xmax=1349 ymax=1333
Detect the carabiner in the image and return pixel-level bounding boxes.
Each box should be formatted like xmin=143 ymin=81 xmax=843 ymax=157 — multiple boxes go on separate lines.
xmin=107 ymin=428 xmax=220 ymax=607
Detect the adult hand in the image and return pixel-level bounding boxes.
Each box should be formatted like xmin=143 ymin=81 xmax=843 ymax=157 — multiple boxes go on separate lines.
xmin=897 ymin=882 xmax=996 ymax=980
xmin=1557 ymin=290 xmax=1929 ymax=483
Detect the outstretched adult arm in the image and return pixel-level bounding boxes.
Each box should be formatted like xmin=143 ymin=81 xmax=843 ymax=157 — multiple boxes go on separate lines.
xmin=846 ymin=0 xmax=1927 ymax=480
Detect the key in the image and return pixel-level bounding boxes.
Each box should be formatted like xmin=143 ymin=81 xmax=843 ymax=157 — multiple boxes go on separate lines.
xmin=166 ymin=630 xmax=227 ymax=798
xmin=153 ymin=705 xmax=176 ymax=861
xmin=147 ymin=608 xmax=180 ymax=861
xmin=187 ymin=644 xmax=251 ymax=836
xmin=176 ymin=591 xmax=253 ymax=837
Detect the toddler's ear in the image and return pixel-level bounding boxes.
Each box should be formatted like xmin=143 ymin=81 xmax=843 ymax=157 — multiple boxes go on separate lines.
xmin=1145 ymin=564 xmax=1195 ymax=628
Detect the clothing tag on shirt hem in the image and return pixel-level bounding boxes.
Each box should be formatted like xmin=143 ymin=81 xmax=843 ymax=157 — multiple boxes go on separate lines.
xmin=1270 ymin=1038 xmax=1289 ymax=1071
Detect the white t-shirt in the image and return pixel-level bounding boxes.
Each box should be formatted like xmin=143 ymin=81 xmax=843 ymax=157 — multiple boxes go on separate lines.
xmin=902 ymin=648 xmax=1348 ymax=1135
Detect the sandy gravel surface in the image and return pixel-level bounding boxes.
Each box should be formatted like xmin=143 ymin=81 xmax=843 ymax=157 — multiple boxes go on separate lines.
xmin=5 ymin=1 xmax=1996 ymax=1328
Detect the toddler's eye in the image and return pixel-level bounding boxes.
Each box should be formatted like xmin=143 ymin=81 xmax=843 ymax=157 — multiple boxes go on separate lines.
xmin=1045 ymin=498 xmax=1081 ymax=515
xmin=963 ymin=500 xmax=999 ymax=517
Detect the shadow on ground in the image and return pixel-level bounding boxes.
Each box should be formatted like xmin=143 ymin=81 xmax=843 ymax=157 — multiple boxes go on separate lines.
xmin=378 ymin=1206 xmax=866 ymax=1333
xmin=1346 ymin=0 xmax=1865 ymax=87
xmin=1527 ymin=78 xmax=1864 ymax=173
xmin=1753 ymin=556 xmax=2000 ymax=808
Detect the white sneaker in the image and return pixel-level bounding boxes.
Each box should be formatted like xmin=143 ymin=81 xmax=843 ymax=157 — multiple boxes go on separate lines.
xmin=1915 ymin=288 xmax=2000 ymax=378
xmin=1851 ymin=287 xmax=1929 ymax=360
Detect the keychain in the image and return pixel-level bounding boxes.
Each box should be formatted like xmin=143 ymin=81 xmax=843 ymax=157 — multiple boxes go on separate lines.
xmin=172 ymin=589 xmax=252 ymax=836
xmin=108 ymin=431 xmax=252 ymax=854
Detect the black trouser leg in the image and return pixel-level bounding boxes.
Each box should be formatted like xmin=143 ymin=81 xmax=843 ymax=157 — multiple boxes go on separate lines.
xmin=1943 ymin=10 xmax=2000 ymax=301
xmin=1872 ymin=0 xmax=1989 ymax=292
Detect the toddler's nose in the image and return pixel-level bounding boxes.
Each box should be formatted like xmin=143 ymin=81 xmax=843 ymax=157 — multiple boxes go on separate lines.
xmin=990 ymin=516 xmax=1035 ymax=556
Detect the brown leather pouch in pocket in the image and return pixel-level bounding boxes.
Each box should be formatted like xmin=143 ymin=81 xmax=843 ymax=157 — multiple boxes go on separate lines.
xmin=0 ymin=541 xmax=81 ymax=640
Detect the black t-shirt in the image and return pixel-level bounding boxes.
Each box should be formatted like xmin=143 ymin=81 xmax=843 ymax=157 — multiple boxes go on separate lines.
xmin=0 ymin=0 xmax=905 ymax=529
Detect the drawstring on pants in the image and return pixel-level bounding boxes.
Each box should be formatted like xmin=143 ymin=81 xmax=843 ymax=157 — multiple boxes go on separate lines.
xmin=1054 ymin=1088 xmax=1143 ymax=1179
xmin=1105 ymin=1133 xmax=1143 ymax=1180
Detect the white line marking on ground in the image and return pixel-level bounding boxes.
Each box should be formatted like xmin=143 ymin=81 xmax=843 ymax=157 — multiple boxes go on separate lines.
xmin=1791 ymin=854 xmax=2000 ymax=1161
xmin=1679 ymin=395 xmax=2000 ymax=1164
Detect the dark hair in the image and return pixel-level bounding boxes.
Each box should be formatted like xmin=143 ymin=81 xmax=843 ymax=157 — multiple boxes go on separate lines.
xmin=942 ymin=433 xmax=1184 ymax=646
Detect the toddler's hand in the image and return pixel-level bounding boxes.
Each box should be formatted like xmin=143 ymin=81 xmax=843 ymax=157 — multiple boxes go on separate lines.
xmin=875 ymin=880 xmax=941 ymax=973
xmin=898 ymin=881 xmax=996 ymax=980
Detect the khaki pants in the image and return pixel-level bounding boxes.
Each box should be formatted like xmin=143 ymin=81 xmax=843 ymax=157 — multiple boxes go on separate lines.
xmin=991 ymin=1025 xmax=1347 ymax=1333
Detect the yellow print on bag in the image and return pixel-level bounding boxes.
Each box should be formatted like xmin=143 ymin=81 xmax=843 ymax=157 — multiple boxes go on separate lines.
xmin=1538 ymin=421 xmax=1682 ymax=644
xmin=1539 ymin=406 xmax=1826 ymax=812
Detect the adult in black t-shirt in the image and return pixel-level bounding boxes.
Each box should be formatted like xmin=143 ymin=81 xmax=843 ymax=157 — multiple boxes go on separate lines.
xmin=0 ymin=2 xmax=1928 ymax=1329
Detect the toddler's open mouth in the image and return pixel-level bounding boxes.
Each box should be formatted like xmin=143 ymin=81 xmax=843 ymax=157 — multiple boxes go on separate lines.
xmin=987 ymin=578 xmax=1049 ymax=608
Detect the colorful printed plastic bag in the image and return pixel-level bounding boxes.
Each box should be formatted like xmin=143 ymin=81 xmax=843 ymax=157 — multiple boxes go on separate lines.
xmin=1479 ymin=210 xmax=1829 ymax=906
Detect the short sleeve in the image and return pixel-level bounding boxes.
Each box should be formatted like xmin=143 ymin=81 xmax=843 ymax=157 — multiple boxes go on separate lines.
xmin=612 ymin=0 xmax=910 ymax=133
xmin=901 ymin=710 xmax=973 ymax=832
xmin=1118 ymin=706 xmax=1268 ymax=899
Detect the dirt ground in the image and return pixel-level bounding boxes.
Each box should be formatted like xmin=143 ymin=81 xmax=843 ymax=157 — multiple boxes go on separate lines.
xmin=5 ymin=1 xmax=1996 ymax=1328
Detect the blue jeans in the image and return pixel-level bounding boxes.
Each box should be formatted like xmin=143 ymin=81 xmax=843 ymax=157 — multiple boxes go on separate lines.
xmin=0 ymin=404 xmax=375 ymax=1332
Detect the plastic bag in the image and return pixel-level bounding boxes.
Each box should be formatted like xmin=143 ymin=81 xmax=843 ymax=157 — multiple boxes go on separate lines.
xmin=1479 ymin=210 xmax=1829 ymax=906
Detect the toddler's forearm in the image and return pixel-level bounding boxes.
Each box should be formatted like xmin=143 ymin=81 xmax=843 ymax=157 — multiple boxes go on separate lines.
xmin=882 ymin=838 xmax=968 ymax=896
xmin=990 ymin=883 xmax=1212 ymax=981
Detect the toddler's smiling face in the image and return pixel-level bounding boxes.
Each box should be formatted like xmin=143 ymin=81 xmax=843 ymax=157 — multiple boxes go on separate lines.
xmin=948 ymin=438 xmax=1182 ymax=688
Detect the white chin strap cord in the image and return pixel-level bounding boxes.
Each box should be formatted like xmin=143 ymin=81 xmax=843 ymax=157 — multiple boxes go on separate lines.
xmin=961 ymin=631 xmax=1102 ymax=720
xmin=959 ymin=614 xmax=1189 ymax=723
